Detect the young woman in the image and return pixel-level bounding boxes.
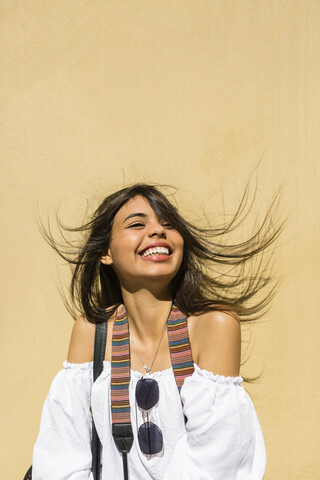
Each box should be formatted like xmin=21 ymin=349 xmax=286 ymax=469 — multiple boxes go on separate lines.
xmin=32 ymin=183 xmax=281 ymax=479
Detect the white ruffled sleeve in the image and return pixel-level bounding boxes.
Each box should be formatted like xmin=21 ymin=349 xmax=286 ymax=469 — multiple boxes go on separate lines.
xmin=165 ymin=364 xmax=266 ymax=480
xmin=32 ymin=362 xmax=94 ymax=480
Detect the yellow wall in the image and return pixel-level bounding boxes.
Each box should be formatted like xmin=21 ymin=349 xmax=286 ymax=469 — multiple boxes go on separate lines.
xmin=1 ymin=1 xmax=319 ymax=478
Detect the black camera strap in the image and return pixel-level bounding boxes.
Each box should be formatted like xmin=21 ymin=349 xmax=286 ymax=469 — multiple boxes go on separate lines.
xmin=92 ymin=321 xmax=108 ymax=480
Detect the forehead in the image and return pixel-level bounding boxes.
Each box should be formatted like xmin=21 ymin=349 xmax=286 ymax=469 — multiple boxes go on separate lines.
xmin=113 ymin=195 xmax=157 ymax=224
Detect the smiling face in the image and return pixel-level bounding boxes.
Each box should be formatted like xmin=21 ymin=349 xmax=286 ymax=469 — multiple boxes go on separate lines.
xmin=100 ymin=195 xmax=184 ymax=292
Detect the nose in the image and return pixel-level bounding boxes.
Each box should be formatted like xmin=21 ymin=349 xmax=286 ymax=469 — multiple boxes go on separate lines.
xmin=148 ymin=222 xmax=166 ymax=238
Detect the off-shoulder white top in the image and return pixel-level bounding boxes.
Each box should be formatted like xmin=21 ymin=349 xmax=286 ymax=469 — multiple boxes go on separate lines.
xmin=32 ymin=361 xmax=266 ymax=480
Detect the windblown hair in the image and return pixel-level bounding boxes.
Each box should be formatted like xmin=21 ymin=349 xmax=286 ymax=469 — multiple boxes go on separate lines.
xmin=39 ymin=182 xmax=284 ymax=324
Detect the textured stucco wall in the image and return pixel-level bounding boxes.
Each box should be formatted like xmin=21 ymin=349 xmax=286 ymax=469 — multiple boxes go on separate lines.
xmin=1 ymin=1 xmax=319 ymax=478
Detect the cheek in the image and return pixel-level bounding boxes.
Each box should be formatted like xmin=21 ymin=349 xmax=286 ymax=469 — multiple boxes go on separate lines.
xmin=174 ymin=233 xmax=184 ymax=252
xmin=109 ymin=231 xmax=139 ymax=264
xmin=173 ymin=234 xmax=184 ymax=265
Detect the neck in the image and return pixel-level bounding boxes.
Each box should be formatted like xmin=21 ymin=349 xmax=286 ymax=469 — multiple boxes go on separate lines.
xmin=120 ymin=289 xmax=173 ymax=340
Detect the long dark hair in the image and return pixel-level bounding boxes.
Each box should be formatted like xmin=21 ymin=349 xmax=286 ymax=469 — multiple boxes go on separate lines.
xmin=39 ymin=182 xmax=284 ymax=324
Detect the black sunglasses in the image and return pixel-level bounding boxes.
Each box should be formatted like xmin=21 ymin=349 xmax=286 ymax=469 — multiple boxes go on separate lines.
xmin=135 ymin=377 xmax=163 ymax=455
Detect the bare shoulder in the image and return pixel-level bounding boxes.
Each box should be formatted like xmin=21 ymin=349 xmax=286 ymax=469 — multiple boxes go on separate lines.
xmin=67 ymin=315 xmax=96 ymax=363
xmin=188 ymin=310 xmax=241 ymax=377
xmin=67 ymin=308 xmax=118 ymax=363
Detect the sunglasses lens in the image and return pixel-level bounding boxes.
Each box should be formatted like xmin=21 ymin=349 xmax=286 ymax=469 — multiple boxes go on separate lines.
xmin=138 ymin=422 xmax=163 ymax=455
xmin=136 ymin=378 xmax=159 ymax=410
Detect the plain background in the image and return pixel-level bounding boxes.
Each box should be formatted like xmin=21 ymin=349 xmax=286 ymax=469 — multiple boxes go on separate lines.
xmin=1 ymin=1 xmax=319 ymax=479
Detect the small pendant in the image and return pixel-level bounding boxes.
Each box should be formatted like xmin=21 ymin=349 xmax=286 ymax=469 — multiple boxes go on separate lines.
xmin=144 ymin=365 xmax=151 ymax=373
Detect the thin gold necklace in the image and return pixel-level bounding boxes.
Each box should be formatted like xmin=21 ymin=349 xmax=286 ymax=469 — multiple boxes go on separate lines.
xmin=130 ymin=322 xmax=167 ymax=374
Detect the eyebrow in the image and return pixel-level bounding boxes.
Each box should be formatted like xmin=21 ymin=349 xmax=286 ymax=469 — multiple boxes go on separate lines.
xmin=122 ymin=212 xmax=148 ymax=224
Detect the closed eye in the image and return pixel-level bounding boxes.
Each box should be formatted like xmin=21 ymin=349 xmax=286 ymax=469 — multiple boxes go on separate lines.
xmin=127 ymin=222 xmax=145 ymax=228
xmin=127 ymin=221 xmax=172 ymax=229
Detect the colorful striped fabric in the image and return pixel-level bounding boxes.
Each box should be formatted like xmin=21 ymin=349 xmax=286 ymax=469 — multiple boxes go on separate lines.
xmin=167 ymin=304 xmax=194 ymax=392
xmin=111 ymin=305 xmax=131 ymax=424
xmin=111 ymin=302 xmax=194 ymax=425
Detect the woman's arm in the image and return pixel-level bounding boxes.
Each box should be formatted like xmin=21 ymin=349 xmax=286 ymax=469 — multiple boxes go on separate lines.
xmin=164 ymin=310 xmax=265 ymax=480
xmin=32 ymin=317 xmax=97 ymax=480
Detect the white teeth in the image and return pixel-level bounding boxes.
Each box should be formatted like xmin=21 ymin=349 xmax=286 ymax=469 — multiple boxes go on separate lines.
xmin=141 ymin=246 xmax=170 ymax=257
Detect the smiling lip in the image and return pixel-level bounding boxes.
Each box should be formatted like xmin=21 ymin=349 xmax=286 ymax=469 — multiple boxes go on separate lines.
xmin=138 ymin=242 xmax=172 ymax=256
xmin=140 ymin=254 xmax=171 ymax=262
